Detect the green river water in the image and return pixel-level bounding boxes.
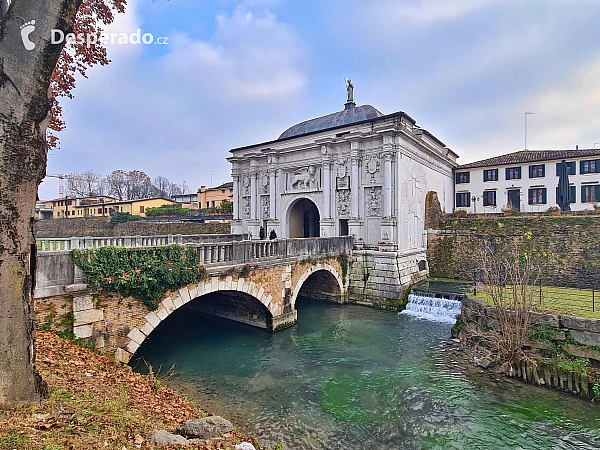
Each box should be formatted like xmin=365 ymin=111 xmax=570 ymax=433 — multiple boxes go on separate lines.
xmin=133 ymin=297 xmax=600 ymax=449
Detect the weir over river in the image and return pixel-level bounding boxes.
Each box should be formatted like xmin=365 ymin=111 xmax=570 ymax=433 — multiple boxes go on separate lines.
xmin=134 ymin=296 xmax=600 ymax=449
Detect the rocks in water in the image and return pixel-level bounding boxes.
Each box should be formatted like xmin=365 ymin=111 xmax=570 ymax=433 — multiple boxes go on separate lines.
xmin=150 ymin=430 xmax=190 ymax=447
xmin=235 ymin=443 xmax=257 ymax=450
xmin=179 ymin=416 xmax=234 ymax=438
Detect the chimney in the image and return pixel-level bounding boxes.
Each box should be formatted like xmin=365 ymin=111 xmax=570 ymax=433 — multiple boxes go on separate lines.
xmin=576 ymin=145 xmax=579 ymax=150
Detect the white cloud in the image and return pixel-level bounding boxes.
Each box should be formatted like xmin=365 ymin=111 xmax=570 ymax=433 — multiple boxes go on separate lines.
xmin=377 ymin=0 xmax=498 ymax=24
xmin=40 ymin=2 xmax=307 ymax=200
xmin=163 ymin=7 xmax=305 ymax=100
xmin=455 ymin=56 xmax=600 ymax=164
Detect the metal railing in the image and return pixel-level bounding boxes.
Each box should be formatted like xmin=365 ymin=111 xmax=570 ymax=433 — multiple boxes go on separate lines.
xmin=472 ymin=270 xmax=600 ymax=314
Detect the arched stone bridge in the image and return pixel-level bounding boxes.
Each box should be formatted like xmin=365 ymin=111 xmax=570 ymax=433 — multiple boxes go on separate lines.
xmin=33 ymin=235 xmax=352 ymax=364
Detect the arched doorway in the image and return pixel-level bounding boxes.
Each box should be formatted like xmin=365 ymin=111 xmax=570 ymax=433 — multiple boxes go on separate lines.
xmin=288 ymin=198 xmax=320 ymax=238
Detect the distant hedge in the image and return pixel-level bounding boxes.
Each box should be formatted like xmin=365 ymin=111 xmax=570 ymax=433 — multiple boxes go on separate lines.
xmin=145 ymin=204 xmax=189 ymax=217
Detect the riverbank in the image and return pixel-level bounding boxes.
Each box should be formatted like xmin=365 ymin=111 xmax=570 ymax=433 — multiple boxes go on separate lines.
xmin=453 ymin=296 xmax=600 ymax=400
xmin=0 ymin=332 xmax=258 ymax=449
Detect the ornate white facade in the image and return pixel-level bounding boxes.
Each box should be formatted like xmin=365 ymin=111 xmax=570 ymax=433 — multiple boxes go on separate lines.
xmin=228 ymin=102 xmax=458 ymax=251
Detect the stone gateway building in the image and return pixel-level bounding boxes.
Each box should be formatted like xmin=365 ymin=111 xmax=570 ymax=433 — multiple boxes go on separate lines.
xmin=228 ymin=93 xmax=459 ymax=302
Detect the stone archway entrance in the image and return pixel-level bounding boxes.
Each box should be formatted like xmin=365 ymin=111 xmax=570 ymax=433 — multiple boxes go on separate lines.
xmin=288 ymin=198 xmax=320 ymax=238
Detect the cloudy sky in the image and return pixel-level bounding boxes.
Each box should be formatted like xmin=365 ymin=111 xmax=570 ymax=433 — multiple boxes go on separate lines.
xmin=39 ymin=0 xmax=600 ymax=200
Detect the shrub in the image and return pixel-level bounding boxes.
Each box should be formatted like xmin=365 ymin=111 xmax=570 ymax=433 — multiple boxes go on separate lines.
xmin=145 ymin=204 xmax=189 ymax=217
xmin=239 ymin=264 xmax=252 ymax=278
xmin=109 ymin=212 xmax=140 ymax=228
xmin=72 ymin=245 xmax=205 ymax=310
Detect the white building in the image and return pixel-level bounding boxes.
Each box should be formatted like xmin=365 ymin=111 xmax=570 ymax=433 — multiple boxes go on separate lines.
xmin=227 ymin=95 xmax=458 ymax=251
xmin=455 ymin=149 xmax=600 ymax=213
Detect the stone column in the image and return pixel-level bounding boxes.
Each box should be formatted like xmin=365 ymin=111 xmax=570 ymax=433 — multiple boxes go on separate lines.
xmin=269 ymin=169 xmax=276 ymax=218
xmin=247 ymin=171 xmax=260 ymax=238
xmin=266 ymin=167 xmax=281 ymax=238
xmin=348 ymin=143 xmax=364 ymax=240
xmin=383 ymin=152 xmax=393 ymax=217
xmin=232 ymin=175 xmax=240 ymax=220
xmin=320 ymin=154 xmax=335 ymax=237
xmin=250 ymin=172 xmax=258 ymax=220
xmin=350 ymin=153 xmax=360 ymax=218
xmin=380 ymin=137 xmax=397 ymax=249
xmin=322 ymin=159 xmax=332 ymax=218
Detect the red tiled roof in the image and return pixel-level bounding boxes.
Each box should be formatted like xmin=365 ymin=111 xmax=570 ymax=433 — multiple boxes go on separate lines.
xmin=459 ymin=149 xmax=600 ymax=169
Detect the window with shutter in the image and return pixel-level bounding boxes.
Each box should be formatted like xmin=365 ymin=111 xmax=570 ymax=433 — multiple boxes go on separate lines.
xmin=529 ymin=165 xmax=545 ymax=178
xmin=580 ymin=160 xmax=600 ymax=174
xmin=455 ymin=172 xmax=470 ymax=184
xmin=581 ymin=185 xmax=600 ymax=202
xmin=483 ymin=191 xmax=496 ymax=206
xmin=528 ymin=188 xmax=546 ymax=204
xmin=483 ymin=169 xmax=498 ymax=182
xmin=506 ymin=167 xmax=521 ymax=180
xmin=456 ymin=192 xmax=471 ymax=207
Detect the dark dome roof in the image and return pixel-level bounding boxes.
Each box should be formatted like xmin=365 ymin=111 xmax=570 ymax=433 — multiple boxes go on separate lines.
xmin=278 ymin=104 xmax=384 ymax=140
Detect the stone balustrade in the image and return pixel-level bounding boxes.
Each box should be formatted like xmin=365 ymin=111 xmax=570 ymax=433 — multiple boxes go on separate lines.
xmin=36 ymin=233 xmax=247 ymax=252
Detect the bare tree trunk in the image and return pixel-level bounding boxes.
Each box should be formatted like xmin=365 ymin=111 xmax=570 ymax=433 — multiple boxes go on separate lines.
xmin=0 ymin=0 xmax=82 ymax=409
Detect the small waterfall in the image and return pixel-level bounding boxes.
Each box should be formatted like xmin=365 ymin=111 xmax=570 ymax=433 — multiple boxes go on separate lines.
xmin=400 ymin=290 xmax=462 ymax=324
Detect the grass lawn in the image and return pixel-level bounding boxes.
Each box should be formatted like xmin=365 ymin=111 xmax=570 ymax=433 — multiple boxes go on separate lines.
xmin=471 ymin=285 xmax=600 ymax=320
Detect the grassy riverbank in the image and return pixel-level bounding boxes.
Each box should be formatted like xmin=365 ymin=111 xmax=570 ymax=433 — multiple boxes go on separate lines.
xmin=0 ymin=332 xmax=256 ymax=449
xmin=471 ymin=286 xmax=600 ymax=319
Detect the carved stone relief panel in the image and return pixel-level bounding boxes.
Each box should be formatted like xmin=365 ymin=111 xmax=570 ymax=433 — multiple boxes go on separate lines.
xmin=365 ymin=186 xmax=382 ymax=217
xmin=260 ymin=172 xmax=270 ymax=194
xmin=242 ymin=197 xmax=251 ymax=219
xmin=365 ymin=154 xmax=380 ymax=180
xmin=286 ymin=165 xmax=320 ymax=191
xmin=336 ymin=158 xmax=349 ymax=189
xmin=336 ymin=190 xmax=351 ymax=217
xmin=242 ymin=175 xmax=251 ymax=196
xmin=261 ymin=196 xmax=270 ymax=219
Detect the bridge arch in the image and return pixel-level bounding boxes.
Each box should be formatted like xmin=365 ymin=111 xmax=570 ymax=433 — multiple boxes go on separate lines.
xmin=116 ymin=276 xmax=276 ymax=363
xmin=291 ymin=263 xmax=345 ymax=308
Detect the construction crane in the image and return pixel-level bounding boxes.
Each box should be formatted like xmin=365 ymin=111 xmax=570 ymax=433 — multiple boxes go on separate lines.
xmin=45 ymin=173 xmax=108 ymax=198
xmin=45 ymin=174 xmax=69 ymax=198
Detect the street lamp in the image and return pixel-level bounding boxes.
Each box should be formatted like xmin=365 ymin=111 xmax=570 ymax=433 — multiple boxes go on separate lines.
xmin=525 ymin=112 xmax=535 ymax=150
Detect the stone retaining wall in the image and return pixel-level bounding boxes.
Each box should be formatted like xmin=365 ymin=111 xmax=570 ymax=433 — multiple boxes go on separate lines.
xmin=427 ymin=215 xmax=600 ymax=286
xmin=457 ymin=296 xmax=600 ymax=399
xmin=348 ymin=249 xmax=428 ymax=307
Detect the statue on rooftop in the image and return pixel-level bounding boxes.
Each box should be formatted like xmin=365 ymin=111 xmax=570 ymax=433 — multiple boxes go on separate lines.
xmin=345 ymin=79 xmax=354 ymax=104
